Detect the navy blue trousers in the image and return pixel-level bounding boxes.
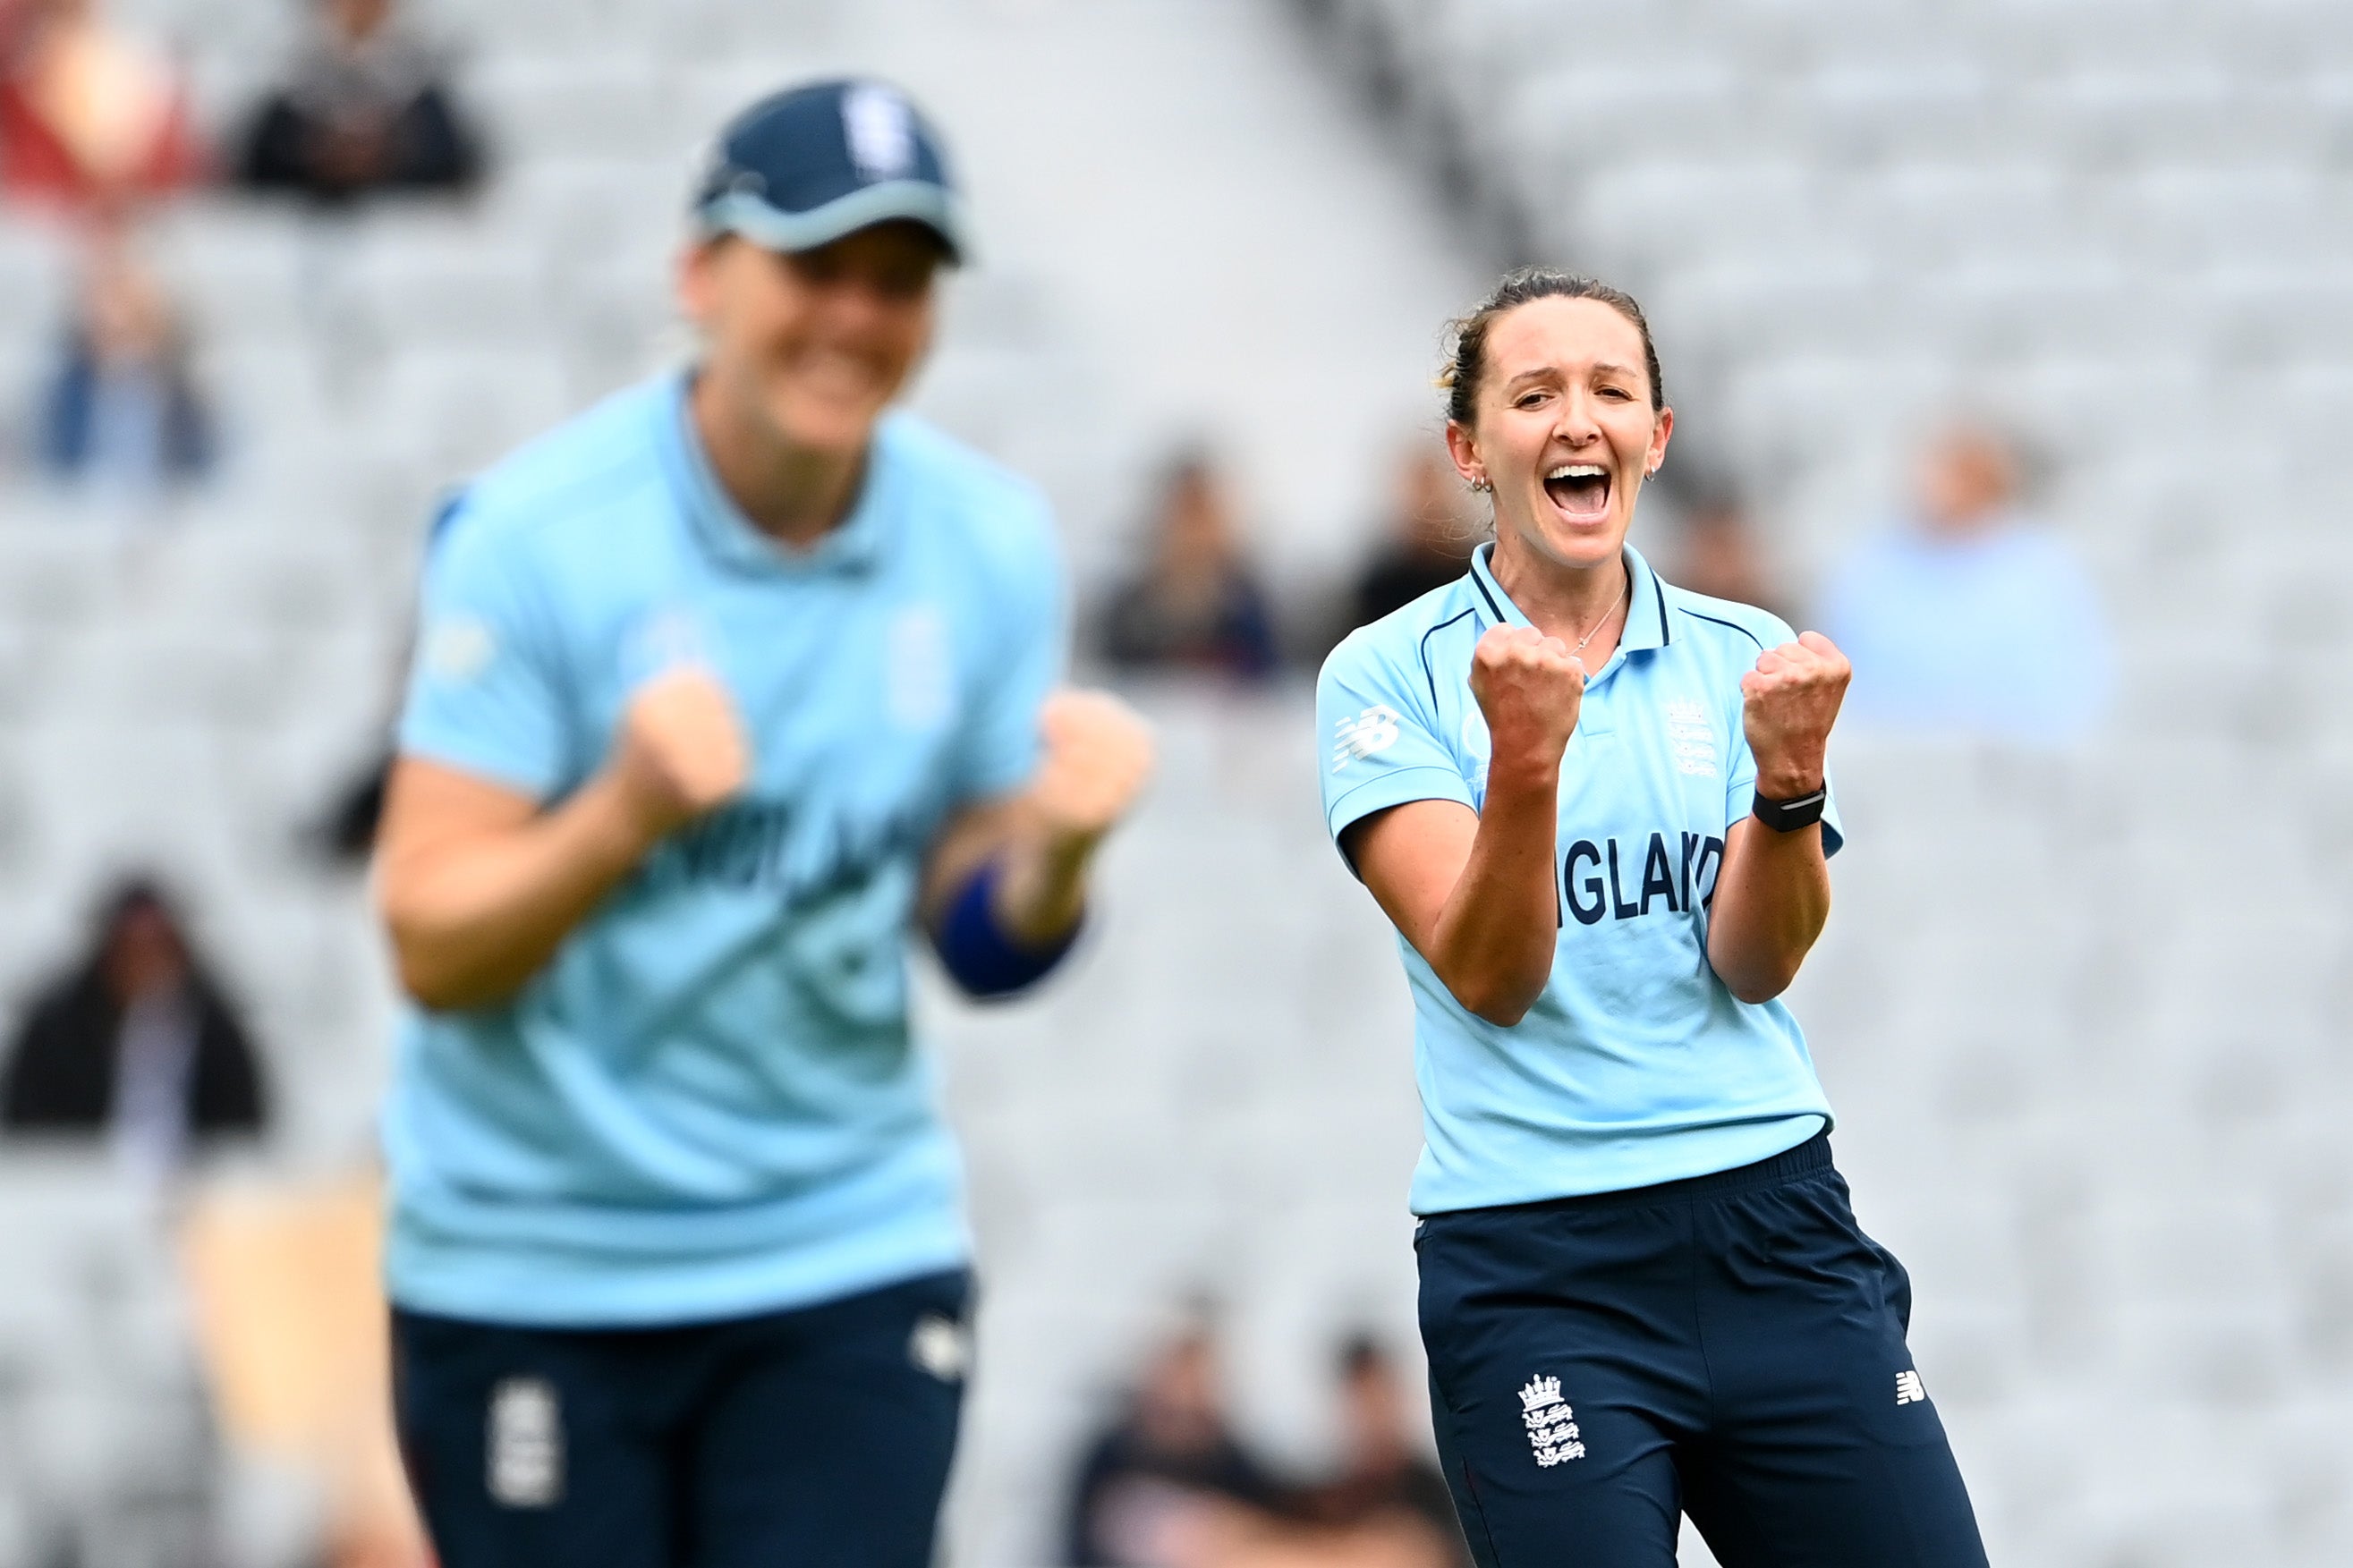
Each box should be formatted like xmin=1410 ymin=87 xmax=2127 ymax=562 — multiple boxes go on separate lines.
xmin=1417 ymin=1135 xmax=1987 ymax=1567
xmin=392 ymin=1269 xmax=971 ymax=1568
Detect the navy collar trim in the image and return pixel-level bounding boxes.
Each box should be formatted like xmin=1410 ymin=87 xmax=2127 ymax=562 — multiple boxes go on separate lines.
xmin=1467 ymin=541 xmax=1672 ymax=652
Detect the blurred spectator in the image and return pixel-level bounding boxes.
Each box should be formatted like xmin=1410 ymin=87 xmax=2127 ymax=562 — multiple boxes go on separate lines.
xmin=1066 ymin=1318 xmax=1282 ymax=1565
xmin=1661 ymin=491 xmax=1793 ymax=624
xmin=1 ymin=877 xmax=267 ymax=1175
xmin=35 ymin=227 xmax=217 ymax=490
xmin=316 ymin=745 xmax=392 ymax=862
xmin=1821 ymin=422 xmax=2110 ymax=742
xmin=1339 ymin=444 xmax=1474 ymax=638
xmin=1100 ymin=453 xmax=1282 ymax=682
xmin=236 ymin=0 xmax=483 ymax=205
xmin=0 ymin=0 xmax=204 ymax=209
xmin=1292 ymin=1337 xmax=1465 ymax=1567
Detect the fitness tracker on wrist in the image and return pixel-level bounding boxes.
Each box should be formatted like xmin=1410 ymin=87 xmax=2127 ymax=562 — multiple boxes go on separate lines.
xmin=1752 ymin=787 xmax=1828 ymax=833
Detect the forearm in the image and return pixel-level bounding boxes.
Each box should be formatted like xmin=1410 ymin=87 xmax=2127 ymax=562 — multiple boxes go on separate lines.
xmin=1428 ymin=767 xmax=1561 ymax=1025
xmin=379 ymin=774 xmax=655 ymax=1010
xmin=1705 ymin=818 xmax=1830 ymax=1004
xmin=991 ymin=824 xmax=1100 ymax=947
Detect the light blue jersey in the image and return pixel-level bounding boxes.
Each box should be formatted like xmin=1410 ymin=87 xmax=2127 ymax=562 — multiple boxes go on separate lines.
xmin=386 ymin=372 xmax=1063 ymax=1326
xmin=1318 ymin=543 xmax=1840 ymax=1213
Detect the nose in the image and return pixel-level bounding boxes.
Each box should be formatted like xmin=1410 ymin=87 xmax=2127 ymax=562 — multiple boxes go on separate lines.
xmin=1552 ymin=387 xmax=1603 ymax=447
xmin=817 ymin=273 xmax=900 ymax=335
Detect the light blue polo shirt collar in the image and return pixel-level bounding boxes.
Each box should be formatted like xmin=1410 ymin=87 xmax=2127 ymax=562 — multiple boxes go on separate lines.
xmin=1465 ymin=539 xmax=1673 ymax=657
xmin=658 ymin=370 xmax=891 ymax=577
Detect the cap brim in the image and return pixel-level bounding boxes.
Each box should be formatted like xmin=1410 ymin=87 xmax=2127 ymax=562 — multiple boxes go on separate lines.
xmin=701 ymin=184 xmax=967 ymax=264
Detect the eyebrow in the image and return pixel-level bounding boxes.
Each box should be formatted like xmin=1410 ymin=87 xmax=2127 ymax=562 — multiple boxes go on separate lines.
xmin=1503 ymin=360 xmax=1640 ymax=386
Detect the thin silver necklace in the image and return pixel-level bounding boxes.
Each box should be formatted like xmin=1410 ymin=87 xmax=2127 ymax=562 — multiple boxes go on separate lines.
xmin=1570 ymin=572 xmax=1629 ymax=657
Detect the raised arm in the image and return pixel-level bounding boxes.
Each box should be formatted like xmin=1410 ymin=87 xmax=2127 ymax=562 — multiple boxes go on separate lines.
xmin=376 ymin=669 xmax=749 ymax=1010
xmin=1345 ymin=626 xmax=1584 ymax=1027
xmin=918 ymin=690 xmax=1153 ymax=983
xmin=1705 ymin=631 xmax=1850 ymax=1004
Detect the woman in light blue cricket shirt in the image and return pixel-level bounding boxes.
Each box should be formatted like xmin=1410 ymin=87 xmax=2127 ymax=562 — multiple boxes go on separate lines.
xmin=1317 ymin=270 xmax=1988 ymax=1567
xmin=373 ymin=81 xmax=1151 ymax=1567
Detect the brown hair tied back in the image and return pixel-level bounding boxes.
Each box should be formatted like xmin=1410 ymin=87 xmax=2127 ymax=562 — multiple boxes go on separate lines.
xmin=1439 ymin=269 xmax=1666 ymax=427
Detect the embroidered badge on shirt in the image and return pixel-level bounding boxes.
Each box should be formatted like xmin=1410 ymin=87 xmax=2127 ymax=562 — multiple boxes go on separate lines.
xmin=1664 ymin=697 xmax=1719 ymax=778
xmin=887 ymin=604 xmax=953 ymax=733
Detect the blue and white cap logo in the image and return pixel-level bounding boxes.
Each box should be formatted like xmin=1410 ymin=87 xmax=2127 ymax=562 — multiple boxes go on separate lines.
xmin=842 ymin=83 xmax=917 ymax=182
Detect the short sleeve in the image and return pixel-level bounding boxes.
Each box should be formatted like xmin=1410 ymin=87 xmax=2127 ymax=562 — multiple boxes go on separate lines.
xmin=396 ymin=510 xmax=573 ymax=801
xmin=945 ymin=512 xmax=1068 ymax=805
xmin=1318 ymin=632 xmax=1474 ymax=870
xmin=1720 ymin=612 xmax=1845 ymax=857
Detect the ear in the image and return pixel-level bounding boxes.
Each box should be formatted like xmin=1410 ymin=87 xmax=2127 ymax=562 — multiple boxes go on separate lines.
xmin=1443 ymin=420 xmax=1487 ymax=492
xmin=675 ymin=237 xmax=724 ymax=331
xmin=1646 ymin=405 xmax=1675 ymax=477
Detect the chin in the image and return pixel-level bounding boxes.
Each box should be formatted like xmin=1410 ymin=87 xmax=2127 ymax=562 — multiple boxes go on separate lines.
xmin=769 ymin=395 xmax=888 ymax=457
xmin=1521 ymin=513 xmax=1628 ymax=571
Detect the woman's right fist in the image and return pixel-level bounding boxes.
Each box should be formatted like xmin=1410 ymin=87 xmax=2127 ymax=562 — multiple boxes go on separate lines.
xmin=1468 ymin=625 xmax=1585 ymax=775
xmin=607 ymin=667 xmax=752 ymax=842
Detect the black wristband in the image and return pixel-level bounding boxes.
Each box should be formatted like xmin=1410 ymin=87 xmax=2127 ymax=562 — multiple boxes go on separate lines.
xmin=1752 ymin=786 xmax=1828 ymax=833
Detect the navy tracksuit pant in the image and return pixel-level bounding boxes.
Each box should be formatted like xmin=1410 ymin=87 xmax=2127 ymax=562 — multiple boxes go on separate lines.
xmin=1417 ymin=1134 xmax=1988 ymax=1566
xmin=392 ymin=1269 xmax=971 ymax=1568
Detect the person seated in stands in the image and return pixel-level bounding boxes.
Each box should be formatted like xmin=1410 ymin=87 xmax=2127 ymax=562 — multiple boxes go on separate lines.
xmin=235 ymin=0 xmax=483 ymax=204
xmin=1 ymin=877 xmax=267 ymax=1176
xmin=1065 ymin=1315 xmax=1282 ymax=1565
xmin=1664 ymin=489 xmax=1794 ymax=626
xmin=35 ymin=225 xmax=217 ymax=491
xmin=1337 ymin=445 xmax=1475 ymax=643
xmin=0 ymin=0 xmax=205 ymax=209
xmin=1100 ymin=453 xmax=1283 ymax=682
xmin=1290 ymin=1336 xmax=1466 ymax=1568
xmin=1821 ymin=420 xmax=2109 ymax=743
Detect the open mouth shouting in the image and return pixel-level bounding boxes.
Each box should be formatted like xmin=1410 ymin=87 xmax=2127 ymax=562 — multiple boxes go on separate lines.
xmin=1542 ymin=462 xmax=1612 ymax=525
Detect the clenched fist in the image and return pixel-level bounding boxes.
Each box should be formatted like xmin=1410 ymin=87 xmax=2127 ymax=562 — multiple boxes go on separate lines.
xmin=1030 ymin=689 xmax=1154 ymax=842
xmin=1740 ymin=631 xmax=1850 ymax=798
xmin=1469 ymin=624 xmax=1586 ymax=776
xmin=607 ymin=666 xmax=752 ymax=842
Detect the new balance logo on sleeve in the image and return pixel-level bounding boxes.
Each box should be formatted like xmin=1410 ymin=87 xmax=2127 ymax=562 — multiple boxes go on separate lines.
xmin=1332 ymin=705 xmax=1402 ymax=770
xmin=1896 ymin=1369 xmax=1928 ymax=1405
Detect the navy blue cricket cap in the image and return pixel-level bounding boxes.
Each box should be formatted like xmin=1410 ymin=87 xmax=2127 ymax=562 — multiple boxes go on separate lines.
xmin=692 ymin=79 xmax=967 ymax=263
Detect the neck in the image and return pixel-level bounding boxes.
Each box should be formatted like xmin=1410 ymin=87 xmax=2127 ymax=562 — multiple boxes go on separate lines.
xmin=690 ymin=372 xmax=867 ymax=550
xmin=1491 ymin=536 xmax=1631 ymax=655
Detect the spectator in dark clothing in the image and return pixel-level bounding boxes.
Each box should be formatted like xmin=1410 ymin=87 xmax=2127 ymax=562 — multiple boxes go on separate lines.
xmin=1066 ymin=1320 xmax=1282 ymax=1566
xmin=1341 ymin=445 xmax=1474 ymax=638
xmin=316 ymin=746 xmax=392 ymax=862
xmin=1100 ymin=453 xmax=1282 ymax=682
xmin=1 ymin=877 xmax=267 ymax=1175
xmin=1295 ymin=1337 xmax=1467 ymax=1568
xmin=37 ymin=230 xmax=216 ymax=489
xmin=235 ymin=0 xmax=481 ymax=204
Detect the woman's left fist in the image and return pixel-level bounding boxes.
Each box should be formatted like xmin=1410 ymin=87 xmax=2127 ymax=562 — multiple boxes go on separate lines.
xmin=1030 ymin=689 xmax=1156 ymax=842
xmin=1739 ymin=631 xmax=1850 ymax=797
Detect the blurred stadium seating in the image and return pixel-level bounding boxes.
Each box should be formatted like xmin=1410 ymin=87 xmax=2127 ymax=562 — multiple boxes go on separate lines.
xmin=0 ymin=1 xmax=2347 ymax=1564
